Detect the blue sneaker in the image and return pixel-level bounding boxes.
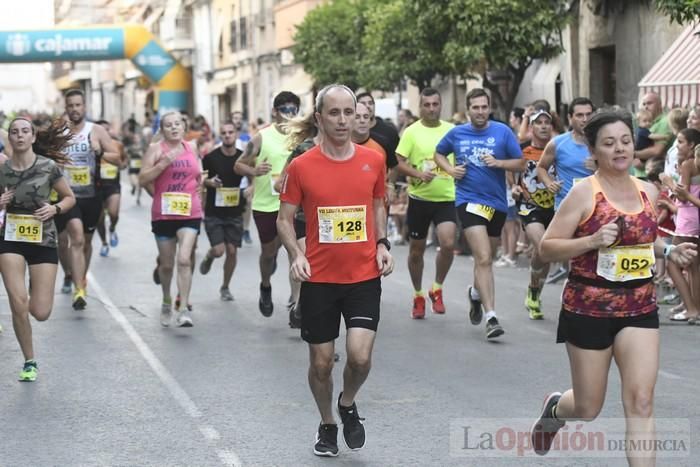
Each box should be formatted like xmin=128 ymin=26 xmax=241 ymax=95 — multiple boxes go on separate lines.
xmin=243 ymin=230 xmax=252 ymax=245
xmin=110 ymin=231 xmax=119 ymax=247
xmin=99 ymin=244 xmax=109 ymax=257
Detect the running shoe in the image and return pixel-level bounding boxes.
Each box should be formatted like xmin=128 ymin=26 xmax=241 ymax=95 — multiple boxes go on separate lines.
xmin=220 ymin=287 xmax=234 ymax=302
xmin=99 ymin=244 xmax=109 ymax=257
xmin=658 ymin=292 xmax=680 ymax=305
xmin=19 ymin=360 xmax=38 ymax=382
xmin=545 ymin=266 xmax=568 ymax=284
xmin=160 ymin=302 xmax=172 ymax=327
xmin=468 ymin=286 xmax=483 ymax=325
xmin=494 ymin=256 xmax=517 ymax=267
xmin=485 ymin=317 xmax=505 ymax=339
xmin=428 ymin=288 xmax=446 ymax=314
xmin=288 ymin=302 xmax=302 ymax=329
xmin=337 ymin=392 xmax=366 ymax=450
xmin=175 ymin=306 xmax=193 ymax=327
xmin=525 ymin=288 xmax=543 ymax=320
xmin=199 ymin=255 xmax=214 ymax=275
xmin=411 ymin=296 xmax=426 ymax=319
xmin=242 ymin=230 xmax=252 ymax=245
xmin=61 ymin=276 xmax=72 ymax=294
xmin=531 ymin=392 xmax=565 ymax=456
xmin=72 ymin=289 xmax=87 ymax=311
xmin=314 ymin=424 xmax=339 ymax=457
xmin=110 ymin=231 xmax=119 ymax=247
xmin=259 ymin=284 xmax=273 ymax=317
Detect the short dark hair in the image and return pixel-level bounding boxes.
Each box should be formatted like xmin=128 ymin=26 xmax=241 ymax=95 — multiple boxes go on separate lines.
xmin=645 ymin=157 xmax=665 ymax=183
xmin=221 ymin=120 xmax=236 ymax=129
xmin=679 ymin=128 xmax=700 ymax=147
xmin=420 ymin=87 xmax=440 ymax=99
xmin=273 ymin=91 xmax=300 ymax=109
xmin=356 ymin=92 xmax=374 ymax=104
xmin=511 ymin=107 xmax=525 ymax=120
xmin=583 ymin=109 xmax=634 ymax=148
xmin=95 ymin=119 xmax=110 ymax=126
xmin=64 ymin=88 xmax=85 ymax=102
xmin=569 ymin=97 xmax=594 ymax=116
xmin=465 ymin=88 xmax=490 ymax=108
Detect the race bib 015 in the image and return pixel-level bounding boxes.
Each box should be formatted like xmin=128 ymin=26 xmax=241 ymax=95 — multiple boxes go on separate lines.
xmin=4 ymin=213 xmax=42 ymax=243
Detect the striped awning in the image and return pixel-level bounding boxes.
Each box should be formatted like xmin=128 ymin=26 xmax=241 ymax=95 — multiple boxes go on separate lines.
xmin=638 ymin=24 xmax=700 ymax=108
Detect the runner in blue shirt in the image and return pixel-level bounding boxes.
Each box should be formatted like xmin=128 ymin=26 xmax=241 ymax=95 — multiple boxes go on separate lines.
xmin=435 ymin=88 xmax=524 ymax=340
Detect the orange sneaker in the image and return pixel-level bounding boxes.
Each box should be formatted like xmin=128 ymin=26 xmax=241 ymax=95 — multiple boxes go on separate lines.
xmin=429 ymin=289 xmax=446 ymax=314
xmin=411 ymin=296 xmax=426 ymax=319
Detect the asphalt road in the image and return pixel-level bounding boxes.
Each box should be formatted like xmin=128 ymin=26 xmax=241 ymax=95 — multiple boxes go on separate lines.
xmin=1 ymin=187 xmax=698 ymax=467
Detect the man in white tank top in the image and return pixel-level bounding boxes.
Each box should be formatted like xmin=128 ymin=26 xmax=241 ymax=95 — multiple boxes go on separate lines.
xmin=57 ymin=89 xmax=119 ymax=311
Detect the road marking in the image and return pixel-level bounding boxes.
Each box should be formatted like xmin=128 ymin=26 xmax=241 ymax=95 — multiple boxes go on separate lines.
xmin=658 ymin=370 xmax=684 ymax=381
xmin=88 ymin=273 xmax=242 ymax=467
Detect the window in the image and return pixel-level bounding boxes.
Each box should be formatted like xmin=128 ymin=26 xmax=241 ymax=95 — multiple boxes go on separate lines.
xmin=240 ymin=17 xmax=247 ymax=50
xmin=242 ymin=82 xmax=249 ymax=121
xmin=229 ymin=20 xmax=237 ymax=52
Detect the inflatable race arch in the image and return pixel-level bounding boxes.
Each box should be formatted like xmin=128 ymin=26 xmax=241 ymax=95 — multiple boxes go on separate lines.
xmin=0 ymin=25 xmax=191 ymax=112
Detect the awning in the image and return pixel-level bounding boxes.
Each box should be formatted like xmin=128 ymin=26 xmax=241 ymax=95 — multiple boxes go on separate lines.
xmin=639 ymin=24 xmax=700 ymax=108
xmin=532 ymin=60 xmax=561 ymax=109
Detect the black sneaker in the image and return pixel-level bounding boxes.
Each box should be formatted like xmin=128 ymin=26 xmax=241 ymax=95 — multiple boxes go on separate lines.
xmin=314 ymin=423 xmax=339 ymax=457
xmin=288 ymin=302 xmax=302 ymax=329
xmin=485 ymin=317 xmax=505 ymax=339
xmin=531 ymin=392 xmax=565 ymax=455
xmin=468 ymin=286 xmax=483 ymax=325
xmin=153 ymin=265 xmax=160 ymax=285
xmin=337 ymin=392 xmax=366 ymax=450
xmin=199 ymin=255 xmax=214 ymax=275
xmin=259 ymin=283 xmax=273 ymax=317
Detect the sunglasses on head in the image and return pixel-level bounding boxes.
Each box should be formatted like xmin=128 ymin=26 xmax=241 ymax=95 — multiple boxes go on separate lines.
xmin=277 ymin=106 xmax=298 ymax=115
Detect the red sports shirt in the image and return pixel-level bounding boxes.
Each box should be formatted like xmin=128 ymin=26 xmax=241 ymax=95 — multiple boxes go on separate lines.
xmin=281 ymin=144 xmax=386 ymax=284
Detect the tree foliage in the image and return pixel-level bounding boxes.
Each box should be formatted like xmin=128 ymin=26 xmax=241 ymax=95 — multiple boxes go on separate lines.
xmin=362 ymin=0 xmax=453 ymax=91
xmin=292 ymin=0 xmax=372 ymax=90
xmin=654 ymin=0 xmax=700 ymax=24
xmin=293 ymin=0 xmax=573 ymax=113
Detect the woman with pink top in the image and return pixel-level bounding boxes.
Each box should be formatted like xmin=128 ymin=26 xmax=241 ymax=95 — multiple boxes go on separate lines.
xmin=139 ymin=112 xmax=203 ymax=327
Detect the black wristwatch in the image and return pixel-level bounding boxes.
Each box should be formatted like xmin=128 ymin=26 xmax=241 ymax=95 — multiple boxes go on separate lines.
xmin=376 ymin=237 xmax=391 ymax=251
xmin=54 ymin=204 xmax=62 ymax=216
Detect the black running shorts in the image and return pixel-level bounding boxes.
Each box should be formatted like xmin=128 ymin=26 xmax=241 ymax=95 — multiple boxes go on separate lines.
xmin=457 ymin=203 xmax=507 ymax=238
xmin=299 ymin=277 xmax=382 ymax=344
xmin=406 ymin=197 xmax=456 ymax=240
xmin=0 ymin=241 xmax=58 ymax=265
xmin=556 ymin=309 xmax=659 ymax=350
xmin=54 ymin=196 xmax=103 ymax=234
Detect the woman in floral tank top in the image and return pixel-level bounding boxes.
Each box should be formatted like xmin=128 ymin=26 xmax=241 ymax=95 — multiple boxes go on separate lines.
xmin=529 ymin=110 xmax=696 ymax=461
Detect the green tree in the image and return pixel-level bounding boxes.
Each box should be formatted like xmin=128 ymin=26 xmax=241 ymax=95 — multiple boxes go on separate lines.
xmin=435 ymin=0 xmax=573 ymax=115
xmin=362 ymin=0 xmax=453 ymax=91
xmin=591 ymin=0 xmax=700 ymax=24
xmin=292 ymin=0 xmax=376 ymax=90
xmin=655 ymin=0 xmax=700 ymax=24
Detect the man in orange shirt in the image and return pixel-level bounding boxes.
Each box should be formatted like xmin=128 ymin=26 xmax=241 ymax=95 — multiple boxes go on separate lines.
xmin=352 ymin=102 xmax=387 ymax=161
xmin=278 ymin=84 xmax=394 ymax=458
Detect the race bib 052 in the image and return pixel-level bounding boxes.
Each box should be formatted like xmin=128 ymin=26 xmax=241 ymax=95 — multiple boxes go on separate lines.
xmin=597 ymin=243 xmax=655 ymax=282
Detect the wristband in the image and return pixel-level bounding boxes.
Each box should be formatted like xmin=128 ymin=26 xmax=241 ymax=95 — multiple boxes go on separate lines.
xmin=663 ymin=244 xmax=676 ymax=258
xmin=376 ymin=237 xmax=391 ymax=251
xmin=54 ymin=204 xmax=62 ymax=216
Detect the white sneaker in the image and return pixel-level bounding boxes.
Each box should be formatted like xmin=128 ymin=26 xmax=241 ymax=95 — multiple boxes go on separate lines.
xmin=160 ymin=303 xmax=172 ymax=327
xmin=494 ymin=256 xmax=516 ymax=268
xmin=175 ymin=308 xmax=193 ymax=327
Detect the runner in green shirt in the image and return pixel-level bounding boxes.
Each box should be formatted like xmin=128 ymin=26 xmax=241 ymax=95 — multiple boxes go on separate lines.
xmin=395 ymin=88 xmax=455 ymax=319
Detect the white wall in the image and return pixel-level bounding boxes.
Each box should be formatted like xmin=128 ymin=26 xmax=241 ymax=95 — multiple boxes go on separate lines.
xmin=0 ymin=0 xmax=58 ymax=114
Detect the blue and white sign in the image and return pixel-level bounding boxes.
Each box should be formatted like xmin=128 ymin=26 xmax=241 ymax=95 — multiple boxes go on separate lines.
xmin=131 ymin=40 xmax=175 ymax=82
xmin=0 ymin=29 xmax=124 ymax=62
